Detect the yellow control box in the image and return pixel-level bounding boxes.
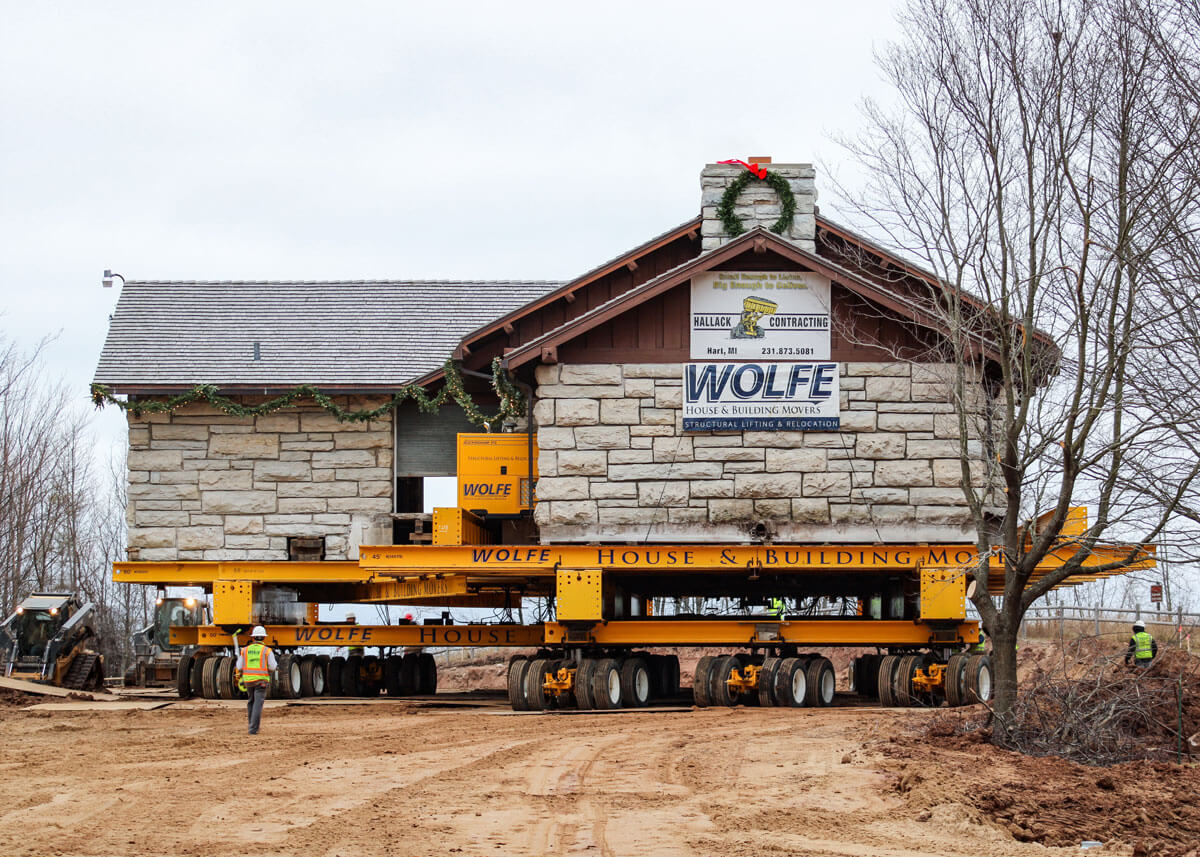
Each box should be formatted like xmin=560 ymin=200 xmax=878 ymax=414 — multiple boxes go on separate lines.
xmin=457 ymin=433 xmax=538 ymax=515
xmin=557 ymin=569 xmax=603 ymax=621
xmin=919 ymin=568 xmax=967 ymax=621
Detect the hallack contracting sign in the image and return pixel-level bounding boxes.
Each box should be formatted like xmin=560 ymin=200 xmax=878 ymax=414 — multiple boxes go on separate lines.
xmin=690 ymin=271 xmax=831 ymax=360
xmin=682 ymin=362 xmax=840 ymax=431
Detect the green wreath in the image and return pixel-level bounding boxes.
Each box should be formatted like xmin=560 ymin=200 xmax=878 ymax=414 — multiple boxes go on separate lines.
xmin=716 ymin=170 xmax=797 ymax=238
xmin=90 ymin=357 xmax=525 ymax=431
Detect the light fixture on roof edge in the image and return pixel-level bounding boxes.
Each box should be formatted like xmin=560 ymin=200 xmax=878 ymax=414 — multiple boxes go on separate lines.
xmin=102 ymin=269 xmax=125 ymax=288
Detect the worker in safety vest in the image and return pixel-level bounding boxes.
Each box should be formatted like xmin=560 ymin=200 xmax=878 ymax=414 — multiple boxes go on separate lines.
xmin=345 ymin=612 xmax=364 ymax=657
xmin=1124 ymin=622 xmax=1158 ymax=668
xmin=770 ymin=598 xmax=786 ymax=619
xmin=970 ymin=629 xmax=988 ymax=654
xmin=236 ymin=626 xmax=277 ymax=735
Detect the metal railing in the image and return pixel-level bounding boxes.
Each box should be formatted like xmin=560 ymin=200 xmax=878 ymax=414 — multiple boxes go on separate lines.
xmin=1019 ymin=604 xmax=1198 ymax=648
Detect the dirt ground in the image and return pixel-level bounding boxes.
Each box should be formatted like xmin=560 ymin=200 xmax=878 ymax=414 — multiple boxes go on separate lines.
xmin=2 ymin=641 xmax=1198 ymax=857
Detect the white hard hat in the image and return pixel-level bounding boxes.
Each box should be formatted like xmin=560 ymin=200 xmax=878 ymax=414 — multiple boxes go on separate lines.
xmin=1133 ymin=621 xmax=1145 ymax=631
xmin=251 ymin=625 xmax=268 ymax=637
xmin=345 ymin=613 xmax=356 ymax=621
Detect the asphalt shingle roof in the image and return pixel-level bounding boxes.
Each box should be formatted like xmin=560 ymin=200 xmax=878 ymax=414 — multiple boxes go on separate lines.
xmin=93 ymin=280 xmax=561 ymax=390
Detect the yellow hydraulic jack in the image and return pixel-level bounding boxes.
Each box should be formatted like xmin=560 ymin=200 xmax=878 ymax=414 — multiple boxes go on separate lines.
xmin=544 ymin=664 xmax=576 ymax=703
xmin=910 ymin=662 xmax=945 ymax=696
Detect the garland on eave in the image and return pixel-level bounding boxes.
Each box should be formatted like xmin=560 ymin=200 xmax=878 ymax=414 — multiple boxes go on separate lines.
xmin=90 ymin=357 xmax=525 ymax=430
xmin=716 ymin=167 xmax=797 ymax=238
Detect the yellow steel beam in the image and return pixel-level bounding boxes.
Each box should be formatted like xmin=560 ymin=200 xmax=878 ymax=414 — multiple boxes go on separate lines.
xmin=115 ymin=560 xmax=370 ymax=585
xmin=360 ymin=542 xmax=1153 ymax=578
xmin=171 ymin=623 xmax=544 ymax=648
xmin=543 ymin=619 xmax=980 ymax=647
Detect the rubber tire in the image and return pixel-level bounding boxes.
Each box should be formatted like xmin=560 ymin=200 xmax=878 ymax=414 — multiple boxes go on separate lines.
xmin=524 ymin=658 xmax=551 ymax=711
xmin=574 ymin=658 xmax=597 ymax=710
xmin=341 ymin=655 xmax=363 ymax=697
xmin=507 ymin=656 xmax=531 ymax=711
xmin=660 ymin=655 xmax=680 ymax=699
xmin=591 ymin=658 xmax=622 ymax=710
xmin=400 ymin=652 xmax=421 ymax=696
xmin=190 ymin=652 xmax=211 ymax=698
xmin=711 ymin=655 xmax=739 ymax=707
xmin=944 ymin=653 xmax=969 ymax=707
xmin=417 ymin=652 xmax=437 ymax=695
xmin=384 ymin=655 xmax=404 ymax=696
xmin=300 ymin=655 xmax=325 ymax=697
xmin=201 ymin=654 xmax=221 ymax=699
xmin=279 ymin=653 xmax=303 ymax=699
xmin=693 ymin=655 xmax=716 ymax=707
xmin=877 ymin=655 xmax=899 ymax=707
xmin=176 ymin=653 xmax=195 ymax=699
xmin=619 ymin=657 xmax=652 ymax=708
xmin=758 ymin=657 xmax=781 ymax=707
xmin=773 ymin=657 xmax=807 ymax=707
xmin=804 ymin=657 xmax=836 ymax=707
xmin=215 ymin=655 xmax=235 ymax=699
xmin=894 ymin=654 xmax=919 ymax=707
xmin=964 ymin=654 xmax=993 ymax=703
xmin=326 ymin=656 xmax=345 ymax=696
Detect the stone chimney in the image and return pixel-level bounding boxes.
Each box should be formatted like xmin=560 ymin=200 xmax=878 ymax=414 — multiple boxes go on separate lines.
xmin=700 ymin=157 xmax=816 ymax=253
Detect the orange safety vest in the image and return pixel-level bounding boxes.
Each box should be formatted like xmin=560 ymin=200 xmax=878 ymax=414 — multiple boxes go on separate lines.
xmin=239 ymin=642 xmax=272 ymax=684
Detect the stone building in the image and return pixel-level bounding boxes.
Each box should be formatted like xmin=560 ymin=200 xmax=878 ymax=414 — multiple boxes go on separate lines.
xmin=95 ymin=160 xmax=1001 ymax=559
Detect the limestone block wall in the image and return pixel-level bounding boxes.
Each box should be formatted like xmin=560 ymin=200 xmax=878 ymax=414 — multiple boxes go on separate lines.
xmin=125 ymin=399 xmax=392 ymax=561
xmin=532 ymin=363 xmax=994 ymax=544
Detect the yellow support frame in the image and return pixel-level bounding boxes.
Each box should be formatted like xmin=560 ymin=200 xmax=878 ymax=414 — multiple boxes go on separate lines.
xmin=171 ymin=623 xmax=545 ymax=649
xmin=543 ymin=619 xmax=978 ymax=647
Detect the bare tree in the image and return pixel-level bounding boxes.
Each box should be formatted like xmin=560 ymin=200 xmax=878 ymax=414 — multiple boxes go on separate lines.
xmin=836 ymin=0 xmax=1200 ymax=727
xmin=0 ymin=335 xmax=146 ymax=674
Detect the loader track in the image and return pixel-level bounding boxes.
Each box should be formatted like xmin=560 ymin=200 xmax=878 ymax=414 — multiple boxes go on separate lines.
xmin=62 ymin=652 xmax=100 ymax=690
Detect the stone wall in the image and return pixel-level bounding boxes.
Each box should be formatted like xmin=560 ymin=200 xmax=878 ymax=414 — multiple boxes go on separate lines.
xmin=701 ymin=162 xmax=817 ymax=253
xmin=532 ymin=363 xmax=994 ymax=544
xmin=125 ymin=399 xmax=392 ymax=561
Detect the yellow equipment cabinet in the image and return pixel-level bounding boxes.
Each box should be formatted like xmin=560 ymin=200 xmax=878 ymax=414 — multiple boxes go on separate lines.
xmin=456 ymin=433 xmax=538 ymax=515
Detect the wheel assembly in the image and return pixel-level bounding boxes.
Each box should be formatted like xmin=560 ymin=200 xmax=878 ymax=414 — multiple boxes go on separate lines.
xmin=417 ymin=652 xmax=438 ymax=695
xmin=215 ymin=655 xmax=236 ymax=699
xmin=189 ymin=652 xmax=211 ymax=698
xmin=384 ymin=655 xmax=404 ymax=696
xmin=523 ymin=657 xmax=551 ymax=711
xmin=176 ymin=653 xmax=195 ymax=699
xmin=574 ymin=658 xmax=597 ymax=710
xmin=804 ymin=657 xmax=836 ymax=707
xmin=200 ymin=653 xmax=221 ymax=699
xmin=591 ymin=658 xmax=622 ymax=710
xmin=341 ymin=655 xmax=363 ymax=696
xmin=710 ymin=655 xmax=739 ymax=707
xmin=692 ymin=655 xmax=716 ymax=707
xmin=964 ymin=654 xmax=993 ymax=703
xmin=944 ymin=653 xmax=969 ymax=707
xmin=757 ymin=656 xmax=781 ymax=707
xmin=326 ymin=656 xmax=345 ymax=696
xmin=507 ymin=656 xmax=531 ymax=710
xmin=400 ymin=652 xmax=421 ymax=696
xmin=773 ymin=657 xmax=807 ymax=707
xmin=619 ymin=657 xmax=652 ymax=708
xmin=300 ymin=654 xmax=326 ymax=697
xmin=876 ymin=654 xmax=899 ymax=707
xmin=893 ymin=654 xmax=919 ymax=707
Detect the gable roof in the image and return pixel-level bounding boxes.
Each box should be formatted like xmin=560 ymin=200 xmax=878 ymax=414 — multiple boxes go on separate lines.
xmin=94 ymin=279 xmax=560 ymax=392
xmin=495 ymin=227 xmax=1007 ymax=371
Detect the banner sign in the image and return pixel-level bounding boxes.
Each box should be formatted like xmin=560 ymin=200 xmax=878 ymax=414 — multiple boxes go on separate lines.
xmin=691 ymin=271 xmax=831 ymax=360
xmin=683 ymin=362 xmax=840 ymax=431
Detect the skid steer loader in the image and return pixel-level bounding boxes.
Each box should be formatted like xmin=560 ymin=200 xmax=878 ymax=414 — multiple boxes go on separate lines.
xmin=1 ymin=593 xmax=105 ymax=690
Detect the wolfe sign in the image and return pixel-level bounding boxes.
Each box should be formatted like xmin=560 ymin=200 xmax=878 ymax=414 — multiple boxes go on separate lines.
xmin=682 ymin=361 xmax=840 ymax=431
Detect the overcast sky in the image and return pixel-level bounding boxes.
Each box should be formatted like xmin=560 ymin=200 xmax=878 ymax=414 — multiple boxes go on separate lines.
xmin=0 ymin=1 xmax=903 ymax=451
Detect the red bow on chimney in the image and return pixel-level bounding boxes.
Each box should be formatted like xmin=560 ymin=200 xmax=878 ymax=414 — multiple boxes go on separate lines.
xmin=718 ymin=159 xmax=768 ymax=179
